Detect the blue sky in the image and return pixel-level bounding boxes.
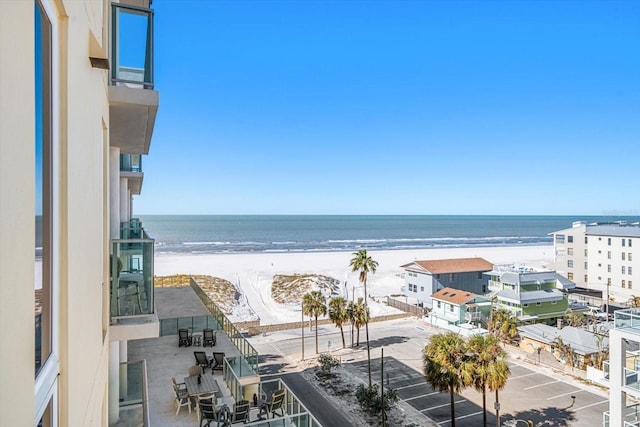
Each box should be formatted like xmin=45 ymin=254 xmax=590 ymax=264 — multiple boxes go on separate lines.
xmin=136 ymin=0 xmax=640 ymax=215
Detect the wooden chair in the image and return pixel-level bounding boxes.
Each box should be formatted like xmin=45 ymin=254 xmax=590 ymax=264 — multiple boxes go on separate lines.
xmin=203 ymin=328 xmax=217 ymax=347
xmin=188 ymin=365 xmax=203 ymax=377
xmin=268 ymin=390 xmax=286 ymax=418
xmin=228 ymin=399 xmax=250 ymax=424
xmin=199 ymin=396 xmax=227 ymax=427
xmin=171 ymin=378 xmax=191 ymax=415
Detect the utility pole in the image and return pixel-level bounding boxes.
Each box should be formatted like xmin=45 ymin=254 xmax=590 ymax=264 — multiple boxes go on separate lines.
xmin=301 ymin=299 xmax=304 ymax=361
xmin=381 ymin=348 xmax=385 ymax=427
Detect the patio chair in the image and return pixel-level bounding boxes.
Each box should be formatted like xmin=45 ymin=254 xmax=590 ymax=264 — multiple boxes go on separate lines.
xmin=179 ymin=328 xmax=192 ymax=347
xmin=211 ymin=352 xmax=225 ymax=371
xmin=194 ymin=351 xmax=211 ymax=373
xmin=172 ymin=379 xmax=192 ymax=415
xmin=267 ymin=390 xmax=285 ymax=419
xmin=228 ymin=399 xmax=250 ymax=424
xmin=203 ymin=328 xmax=217 ymax=347
xmin=171 ymin=377 xmax=187 ymax=392
xmin=195 ymin=392 xmax=216 ymax=420
xmin=188 ymin=365 xmax=203 ymax=377
xmin=199 ymin=397 xmax=228 ymax=427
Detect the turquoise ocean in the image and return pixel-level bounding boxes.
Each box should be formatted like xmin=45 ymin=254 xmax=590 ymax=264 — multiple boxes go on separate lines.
xmin=139 ymin=215 xmax=640 ymax=255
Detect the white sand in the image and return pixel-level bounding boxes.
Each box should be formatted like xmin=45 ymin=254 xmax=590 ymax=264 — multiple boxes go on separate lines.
xmin=154 ymin=245 xmax=554 ymax=325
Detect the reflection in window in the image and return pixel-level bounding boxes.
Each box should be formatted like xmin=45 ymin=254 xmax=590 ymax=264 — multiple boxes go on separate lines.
xmin=35 ymin=0 xmax=52 ymax=376
xmin=37 ymin=398 xmax=53 ymax=427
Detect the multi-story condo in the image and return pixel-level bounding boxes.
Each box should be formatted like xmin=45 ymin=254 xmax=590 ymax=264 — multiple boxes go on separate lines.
xmin=401 ymin=257 xmax=493 ymax=307
xmin=0 ymin=0 xmax=159 ymax=425
xmin=552 ymin=221 xmax=640 ymax=306
xmin=486 ymin=266 xmax=575 ymax=323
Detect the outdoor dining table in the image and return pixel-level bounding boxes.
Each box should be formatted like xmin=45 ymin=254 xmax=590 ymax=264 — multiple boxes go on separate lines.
xmin=184 ymin=373 xmax=222 ymax=398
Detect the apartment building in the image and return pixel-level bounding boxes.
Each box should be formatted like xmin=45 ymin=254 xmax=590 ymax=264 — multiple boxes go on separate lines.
xmin=0 ymin=1 xmax=158 ymax=425
xmin=552 ymin=221 xmax=640 ymax=306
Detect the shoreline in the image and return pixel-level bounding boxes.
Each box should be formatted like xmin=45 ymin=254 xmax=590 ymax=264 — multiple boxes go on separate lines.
xmin=154 ymin=244 xmax=555 ymax=325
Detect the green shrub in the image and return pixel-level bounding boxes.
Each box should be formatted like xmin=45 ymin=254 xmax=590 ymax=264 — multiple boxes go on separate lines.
xmin=317 ymin=354 xmax=341 ymax=373
xmin=355 ymin=383 xmax=398 ymax=416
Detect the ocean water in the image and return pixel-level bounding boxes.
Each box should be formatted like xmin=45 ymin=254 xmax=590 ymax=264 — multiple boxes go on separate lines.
xmin=138 ymin=215 xmax=640 ymax=255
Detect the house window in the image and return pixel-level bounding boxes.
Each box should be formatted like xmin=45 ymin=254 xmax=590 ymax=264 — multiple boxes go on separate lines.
xmin=477 ymin=272 xmax=482 ymax=279
xmin=622 ymin=280 xmax=626 ymax=288
xmin=449 ymin=304 xmax=454 ymax=312
xmin=551 ymin=300 xmax=557 ymax=305
xmin=608 ymin=238 xmax=612 ymax=246
xmin=608 ymin=251 xmax=612 ymax=259
xmin=567 ymin=272 xmax=573 ymax=280
xmin=630 ymin=253 xmax=633 ymax=261
xmin=623 ymin=253 xmax=626 ymax=261
xmin=567 ymin=260 xmax=574 ymax=268
xmin=523 ymin=303 xmax=529 ymax=308
xmin=630 ymin=267 xmax=633 ymax=275
xmin=584 ymin=249 xmax=588 ymax=257
xmin=608 ymin=278 xmax=612 ymax=285
xmin=623 ymin=266 xmax=626 ymax=274
xmin=584 ymin=262 xmax=588 ymax=269
xmin=449 ymin=273 xmax=454 ymax=281
xmin=567 ymin=248 xmax=574 ymax=256
xmin=629 ymin=239 xmax=633 ymax=247
xmin=585 ymin=237 xmax=588 ymax=244
xmin=568 ymin=236 xmax=574 ymax=243
xmin=437 ymin=301 xmax=441 ymax=309
xmin=420 ymin=286 xmax=424 ymax=292
xmin=584 ymin=275 xmax=588 ymax=283
xmin=608 ymin=265 xmax=611 ymax=273
xmin=630 ymin=281 xmax=633 ymax=289
xmin=536 ymin=302 xmax=541 ymax=306
xmin=623 ymin=238 xmax=626 ymax=247
xmin=435 ymin=274 xmax=440 ymax=279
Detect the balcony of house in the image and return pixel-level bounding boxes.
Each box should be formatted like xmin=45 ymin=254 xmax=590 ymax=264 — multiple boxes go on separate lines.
xmin=121 ymin=154 xmax=144 ymax=195
xmin=109 ymin=2 xmax=158 ymax=155
xmin=118 ymin=282 xmax=322 ymax=426
xmin=488 ymin=279 xmax=502 ymax=292
xmin=110 ymin=233 xmax=158 ymax=341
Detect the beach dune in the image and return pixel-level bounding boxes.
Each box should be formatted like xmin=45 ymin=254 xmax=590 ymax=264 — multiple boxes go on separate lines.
xmin=154 ymin=245 xmax=554 ymax=325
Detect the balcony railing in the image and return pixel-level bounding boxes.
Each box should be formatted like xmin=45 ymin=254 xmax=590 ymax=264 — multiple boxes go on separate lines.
xmin=111 ymin=236 xmax=154 ymax=320
xmin=120 ymin=219 xmax=145 ymax=240
xmin=615 ymin=308 xmax=640 ymax=331
xmin=190 ymin=277 xmax=259 ymax=377
xmin=118 ymin=359 xmax=149 ymax=427
xmin=111 ymin=3 xmax=154 ymax=89
xmin=120 ymin=154 xmax=142 ymax=172
xmin=488 ymin=280 xmax=502 ymax=292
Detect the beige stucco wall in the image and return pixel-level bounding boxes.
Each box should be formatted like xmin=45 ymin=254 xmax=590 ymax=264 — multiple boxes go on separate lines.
xmin=1 ymin=0 xmax=111 ymax=425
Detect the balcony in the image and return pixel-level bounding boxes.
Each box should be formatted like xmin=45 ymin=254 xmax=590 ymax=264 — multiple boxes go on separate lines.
xmin=113 ymin=360 xmax=150 ymax=427
xmin=109 ymin=3 xmax=158 ymax=155
xmin=120 ymin=154 xmax=143 ymax=194
xmin=110 ymin=233 xmax=158 ymax=341
xmin=488 ymin=280 xmax=502 ymax=292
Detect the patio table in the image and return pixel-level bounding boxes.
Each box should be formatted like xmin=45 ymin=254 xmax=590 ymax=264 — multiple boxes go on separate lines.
xmin=184 ymin=373 xmax=222 ymax=398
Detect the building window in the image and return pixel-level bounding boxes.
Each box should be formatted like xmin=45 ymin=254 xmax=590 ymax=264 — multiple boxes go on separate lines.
xmin=568 ymin=236 xmax=574 ymax=243
xmin=623 ymin=253 xmax=626 ymax=261
xmin=584 ymin=262 xmax=588 ymax=269
xmin=630 ymin=253 xmax=633 ymax=261
xmin=567 ymin=272 xmax=573 ymax=280
xmin=449 ymin=273 xmax=454 ymax=281
xmin=608 ymin=264 xmax=611 ymax=273
xmin=523 ymin=303 xmax=529 ymax=307
xmin=630 ymin=239 xmax=633 ymax=247
xmin=630 ymin=281 xmax=633 ymax=289
xmin=477 ymin=272 xmax=482 ymax=279
xmin=623 ymin=266 xmax=626 ymax=274
xmin=608 ymin=238 xmax=612 ymax=246
xmin=623 ymin=280 xmax=626 ymax=288
xmin=567 ymin=260 xmax=574 ymax=268
xmin=584 ymin=275 xmax=588 ymax=283
xmin=567 ymin=248 xmax=573 ymax=256
xmin=623 ymin=238 xmax=626 ymax=247
xmin=437 ymin=301 xmax=441 ymax=309
xmin=608 ymin=251 xmax=611 ymax=259
xmin=435 ymin=274 xmax=440 ymax=279
xmin=551 ymin=300 xmax=557 ymax=305
xmin=420 ymin=286 xmax=424 ymax=292
xmin=630 ymin=267 xmax=633 ymax=275
xmin=584 ymin=249 xmax=588 ymax=257
xmin=585 ymin=236 xmax=588 ymax=244
xmin=449 ymin=304 xmax=454 ymax=312
xmin=536 ymin=302 xmax=541 ymax=306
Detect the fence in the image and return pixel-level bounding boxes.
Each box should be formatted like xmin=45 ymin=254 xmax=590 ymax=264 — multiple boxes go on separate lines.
xmin=386 ymin=296 xmax=424 ymax=317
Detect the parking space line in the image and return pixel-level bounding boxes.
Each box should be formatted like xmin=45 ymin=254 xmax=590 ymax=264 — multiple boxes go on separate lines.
xmin=510 ymin=372 xmax=538 ymax=380
xmin=404 ymin=391 xmax=441 ymax=402
xmin=436 ymin=411 xmax=483 ymax=424
xmin=523 ymin=380 xmax=559 ymax=390
xmin=395 ymin=382 xmax=427 ymax=391
xmin=573 ymin=400 xmax=609 ymax=411
xmin=547 ymin=389 xmax=583 ymax=400
xmin=421 ymin=399 xmax=466 ymax=411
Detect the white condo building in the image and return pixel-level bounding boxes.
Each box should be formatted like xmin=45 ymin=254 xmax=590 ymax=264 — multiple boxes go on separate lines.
xmin=1 ymin=0 xmax=159 ymax=425
xmin=551 ymin=221 xmax=640 ymax=306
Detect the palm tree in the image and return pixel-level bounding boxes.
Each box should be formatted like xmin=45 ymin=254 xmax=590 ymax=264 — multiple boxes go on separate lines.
xmin=630 ymin=295 xmax=640 ymax=308
xmin=350 ymin=249 xmax=378 ymax=386
xmin=303 ymin=291 xmax=327 ymax=354
xmin=552 ymin=336 xmax=576 ymax=368
xmin=488 ymin=308 xmax=519 ymax=343
xmin=467 ymin=334 xmax=511 ymax=426
xmin=329 ymin=296 xmax=348 ymax=348
xmin=564 ymin=308 xmax=584 ymax=327
xmin=423 ymin=332 xmax=473 ymax=427
xmin=349 ymin=297 xmax=369 ymax=346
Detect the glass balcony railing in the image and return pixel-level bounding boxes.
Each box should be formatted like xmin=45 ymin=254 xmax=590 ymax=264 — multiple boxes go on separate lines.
xmin=119 ymin=360 xmax=149 ymax=427
xmin=120 ymin=154 xmax=142 ymax=173
xmin=111 ymin=237 xmax=154 ymax=320
xmin=625 ymin=367 xmax=640 ymax=390
xmin=111 ymin=3 xmax=154 ymax=89
xmin=120 ymin=219 xmax=144 ymax=240
xmin=158 ymin=315 xmax=221 ymax=336
xmin=616 ymin=308 xmax=640 ymax=331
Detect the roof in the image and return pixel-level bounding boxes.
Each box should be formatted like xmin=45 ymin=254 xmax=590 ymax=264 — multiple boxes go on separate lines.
xmin=496 ymin=288 xmax=564 ymax=304
xmin=401 ymin=257 xmax=493 ymax=274
xmin=431 ymin=287 xmax=478 ymax=305
xmin=518 ymin=324 xmax=608 ymax=355
xmin=488 ymin=270 xmax=575 ymax=290
xmin=585 ymin=225 xmax=640 ymax=237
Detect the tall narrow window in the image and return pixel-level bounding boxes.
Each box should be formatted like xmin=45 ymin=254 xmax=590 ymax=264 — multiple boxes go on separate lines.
xmin=35 ymin=0 xmax=52 ymax=376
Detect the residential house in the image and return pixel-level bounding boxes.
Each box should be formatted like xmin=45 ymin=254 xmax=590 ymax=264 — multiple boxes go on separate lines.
xmin=487 ymin=266 xmax=576 ymax=324
xmin=429 ymin=287 xmax=491 ymax=328
xmin=401 ymin=257 xmax=493 ymax=308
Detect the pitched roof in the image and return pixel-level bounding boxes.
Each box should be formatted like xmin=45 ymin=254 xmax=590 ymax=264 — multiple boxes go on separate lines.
xmin=431 ymin=287 xmax=477 ymax=305
xmin=401 ymin=257 xmax=493 ymax=274
xmin=518 ymin=324 xmax=608 ymax=355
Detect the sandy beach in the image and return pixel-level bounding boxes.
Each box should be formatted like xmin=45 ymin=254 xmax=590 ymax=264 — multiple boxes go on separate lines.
xmin=154 ymin=244 xmax=555 ymax=325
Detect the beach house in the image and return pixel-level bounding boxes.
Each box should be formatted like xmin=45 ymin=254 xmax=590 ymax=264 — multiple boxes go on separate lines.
xmin=1 ymin=0 xmax=159 ymax=424
xmin=429 ymin=287 xmax=491 ymax=328
xmin=487 ymin=266 xmax=577 ymax=324
xmin=551 ymin=220 xmax=640 ymax=307
xmin=401 ymin=257 xmax=493 ymax=308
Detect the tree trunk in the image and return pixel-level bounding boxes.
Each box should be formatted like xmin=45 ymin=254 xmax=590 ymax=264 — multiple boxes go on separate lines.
xmin=350 ymin=321 xmax=354 ymax=347
xmin=450 ymin=386 xmax=456 ymax=427
xmin=482 ymin=384 xmax=486 ymax=426
xmin=364 ymin=278 xmax=372 ymax=387
xmin=339 ymin=325 xmax=346 ymax=348
xmin=356 ymin=326 xmax=360 ymax=346
xmin=314 ymin=315 xmax=319 ymax=354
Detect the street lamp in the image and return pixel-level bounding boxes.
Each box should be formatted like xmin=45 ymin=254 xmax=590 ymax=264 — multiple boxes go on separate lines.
xmin=503 ymin=419 xmax=533 ymax=427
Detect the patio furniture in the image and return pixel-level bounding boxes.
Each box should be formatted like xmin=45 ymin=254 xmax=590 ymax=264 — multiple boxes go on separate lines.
xmin=195 ymin=392 xmax=216 ymax=420
xmin=194 ymin=351 xmax=211 ymax=373
xmin=188 ymin=365 xmax=203 ymax=377
xmin=257 ymin=390 xmax=285 ymax=420
xmin=171 ymin=377 xmax=187 ymax=392
xmin=193 ymin=333 xmax=202 ymax=346
xmin=228 ymin=399 xmax=250 ymax=424
xmin=184 ymin=374 xmax=222 ymax=399
xmin=198 ymin=396 xmax=228 ymax=427
xmin=211 ymin=352 xmax=225 ymax=371
xmin=171 ymin=378 xmax=192 ymax=415
xmin=203 ymin=328 xmax=217 ymax=347
xmin=179 ymin=328 xmax=192 ymax=347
